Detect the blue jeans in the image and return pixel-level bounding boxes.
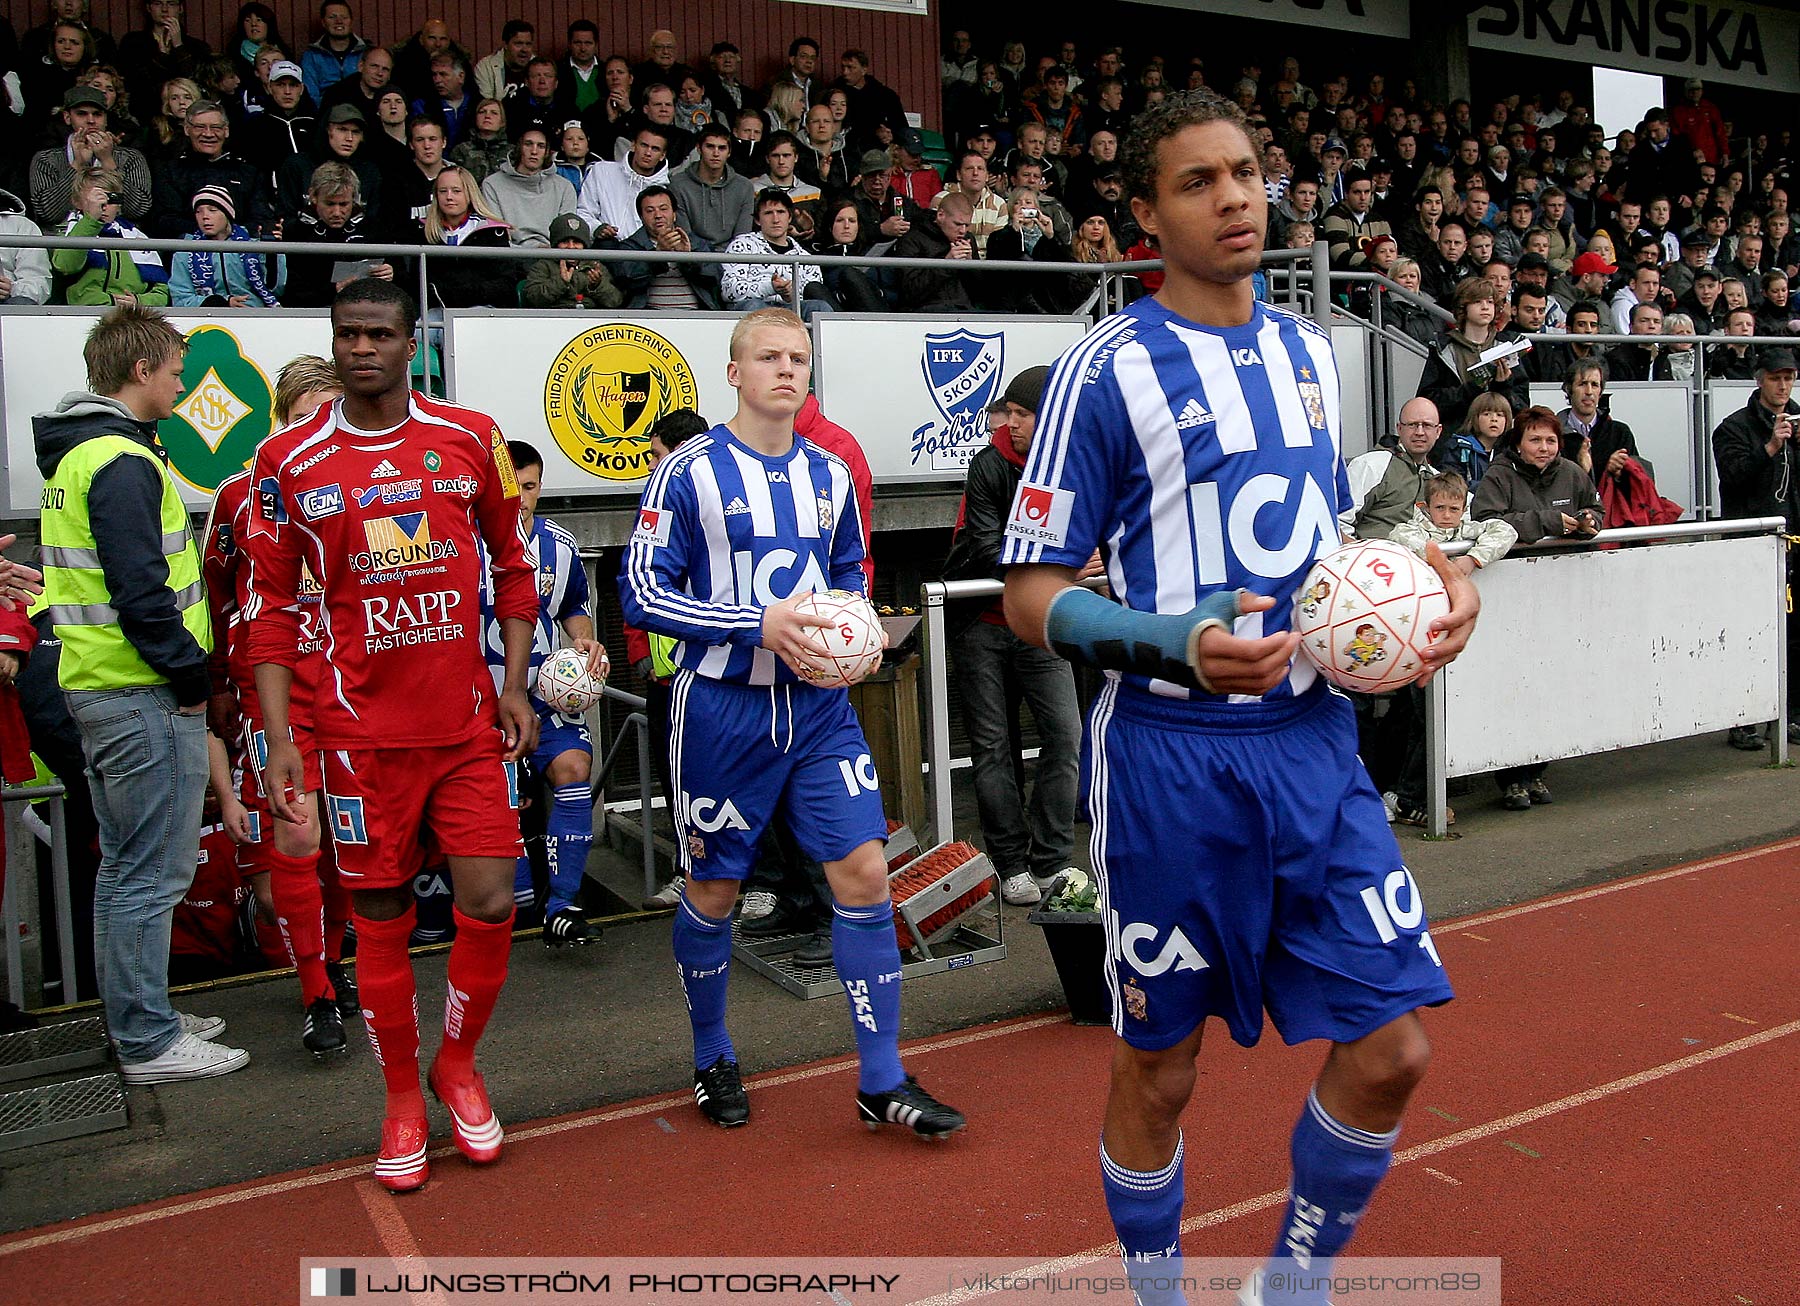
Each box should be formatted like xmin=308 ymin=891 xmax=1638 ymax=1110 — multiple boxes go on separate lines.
xmin=953 ymin=620 xmax=1081 ymax=879
xmin=66 ymin=686 xmax=209 ymax=1062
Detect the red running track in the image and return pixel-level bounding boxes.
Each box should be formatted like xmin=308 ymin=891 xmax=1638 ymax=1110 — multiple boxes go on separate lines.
xmin=3 ymin=838 xmax=1795 ymax=1305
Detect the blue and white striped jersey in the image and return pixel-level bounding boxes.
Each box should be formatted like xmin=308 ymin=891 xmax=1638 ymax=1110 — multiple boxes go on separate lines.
xmin=999 ymin=297 xmax=1351 ymax=703
xmin=618 ymin=426 xmax=866 ymax=687
xmin=479 ymin=515 xmax=590 ymax=706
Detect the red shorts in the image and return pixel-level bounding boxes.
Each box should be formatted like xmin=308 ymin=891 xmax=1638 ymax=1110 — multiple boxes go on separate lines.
xmin=320 ymin=732 xmax=523 ymax=889
xmin=234 ymin=719 xmax=323 ymax=876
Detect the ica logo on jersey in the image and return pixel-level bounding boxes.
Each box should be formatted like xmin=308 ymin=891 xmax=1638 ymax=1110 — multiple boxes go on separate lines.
xmin=731 ymin=548 xmax=828 ymax=605
xmin=1112 ymin=913 xmax=1210 ymax=977
xmin=1189 ymin=472 xmax=1338 ymax=585
xmin=678 ymin=791 xmax=750 ymax=833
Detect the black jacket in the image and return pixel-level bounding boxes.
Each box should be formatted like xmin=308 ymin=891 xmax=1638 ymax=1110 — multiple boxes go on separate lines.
xmin=413 ymin=220 xmax=517 ymax=308
xmin=149 ymin=149 xmax=277 ymax=238
xmin=889 ymin=222 xmax=976 ymax=312
xmin=1416 ymin=329 xmax=1530 ymax=428
xmin=276 ymin=144 xmax=386 ymax=231
xmin=984 ymin=225 xmax=1080 ymax=314
xmin=942 ymin=435 xmax=1025 ymax=636
xmin=1606 ymin=341 xmax=1674 ymax=382
xmin=1712 ymin=392 xmax=1800 ymax=527
xmin=281 ymin=209 xmax=378 ymax=307
xmin=31 ymin=394 xmax=209 ymax=706
xmin=1471 ymin=448 xmax=1603 ymax=543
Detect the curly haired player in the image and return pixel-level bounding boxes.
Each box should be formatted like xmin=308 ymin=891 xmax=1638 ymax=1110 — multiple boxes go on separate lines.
xmin=1000 ymin=93 xmax=1481 ymax=1305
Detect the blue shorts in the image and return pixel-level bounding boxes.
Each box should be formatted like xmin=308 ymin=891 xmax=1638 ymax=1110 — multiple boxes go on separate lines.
xmin=1084 ymin=680 xmax=1454 ymax=1051
xmin=668 ymin=670 xmax=888 ymax=881
xmin=529 ymin=711 xmax=592 ymax=776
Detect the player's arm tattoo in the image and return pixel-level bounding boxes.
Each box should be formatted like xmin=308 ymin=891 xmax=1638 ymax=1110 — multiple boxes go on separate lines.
xmin=1043 ymin=585 xmax=1247 ymax=693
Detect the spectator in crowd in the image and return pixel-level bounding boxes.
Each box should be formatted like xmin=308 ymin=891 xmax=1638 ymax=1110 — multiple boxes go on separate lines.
xmin=54 ymin=172 xmax=171 ymax=306
xmin=935 ymin=151 xmax=1008 ymax=257
xmin=1663 ymin=230 xmax=1715 ymax=303
xmin=751 ymin=131 xmax=823 ymax=239
xmin=117 ymin=0 xmax=212 ymax=110
xmin=276 ymin=103 xmax=382 ymax=231
xmin=1071 ymin=213 xmax=1123 ymax=268
xmin=1421 ymin=217 xmax=1473 ymax=306
xmin=1755 ymin=272 xmax=1797 ymax=336
xmin=1671 ymin=79 xmax=1728 ymax=166
xmin=364 ymin=89 xmax=413 ymax=172
xmin=1711 ymin=347 xmax=1800 ymax=747
xmin=1068 ymin=162 xmax=1139 ymax=251
xmin=413 ymin=164 xmax=515 ymax=308
xmin=727 ymin=105 xmax=765 ymax=178
xmin=720 ymin=189 xmax=830 ymax=317
xmin=23 ymin=19 xmax=99 ymax=122
xmin=832 ymin=48 xmax=906 ymax=150
xmin=474 ymin=19 xmax=533 ymax=103
xmin=414 ymin=51 xmax=472 ymax=146
xmin=76 ymin=65 xmax=142 ymax=147
xmin=1709 ymin=306 xmax=1762 ymax=379
xmin=617 ymin=83 xmax=693 ymax=168
xmin=672 ymin=71 xmax=721 ymax=138
xmin=1437 ymin=390 xmax=1512 ymax=490
xmin=1396 ymin=184 xmax=1441 ymax=262
xmin=762 ymin=80 xmax=806 ymax=138
xmin=582 ymin=55 xmax=636 ymax=157
xmin=31 ymin=87 xmax=154 ymax=228
xmin=1660 ymin=311 xmax=1699 ymax=380
xmin=1322 ymin=171 xmax=1391 ymax=269
xmin=668 ymin=122 xmax=754 ymax=248
xmin=1341 ymin=397 xmax=1441 ymax=539
xmin=796 ymin=103 xmax=852 ymax=193
xmin=1559 ymin=359 xmax=1643 ymax=492
xmin=1727 ymin=232 xmax=1766 ymax=305
xmin=890 ymin=128 xmax=943 ymax=208
xmin=576 ymin=122 xmax=669 ymax=242
xmin=279 ymin=160 xmax=389 ymax=306
xmin=520 ymin=213 xmax=620 ymax=309
xmin=392 ymin=112 xmax=449 ymax=222
xmin=1024 ymin=64 xmax=1084 ymax=154
xmin=169 ymin=183 xmax=284 ymax=306
xmin=553 ymin=120 xmax=600 ymax=193
xmin=1472 ymin=404 xmax=1602 ymax=805
xmin=449 ymin=98 xmax=510 ymax=184
xmin=149 ymin=99 xmax=272 ymax=237
xmin=1385 ymin=471 xmax=1517 ymax=825
xmin=390 ymin=18 xmax=460 ymax=105
xmin=1009 ymin=121 xmax=1065 ymax=199
xmin=242 ymin=59 xmax=313 ymax=179
xmin=767 ymin=35 xmax=820 ymax=106
xmin=558 ymin=20 xmax=602 ymax=117
xmin=34 ymin=304 xmax=243 ymax=1081
xmin=608 ymin=184 xmax=720 ymax=310
xmin=1610 ymin=262 xmax=1662 ymax=334
xmin=940 ymin=364 xmax=1082 ymax=909
xmin=1608 ymin=301 xmax=1673 ymax=380
xmin=1720 ymin=275 xmax=1750 ymax=316
xmin=807 ymin=197 xmax=887 ymax=311
xmin=1006 ymin=156 xmax=1073 ymax=243
xmin=1512 ymin=253 xmax=1565 ymax=327
xmin=1385 ymin=258 xmax=1441 ymax=348
xmin=891 ymin=190 xmax=978 ymax=312
xmin=0 ymin=185 xmax=51 ymax=305
xmin=1553 ymin=249 xmax=1613 ymax=315
xmin=21 ymin=0 xmax=118 ymax=73
xmin=317 ymin=41 xmax=389 ymax=126
xmin=632 ymin=29 xmax=695 ymax=104
xmin=1419 ymin=276 xmax=1529 ymax=419
xmin=703 ymin=41 xmax=758 ymax=119
xmin=479 ymin=127 xmax=576 ymax=248
xmin=299 ymin=0 xmax=366 ymax=105
xmin=504 ymin=56 xmax=563 ymax=143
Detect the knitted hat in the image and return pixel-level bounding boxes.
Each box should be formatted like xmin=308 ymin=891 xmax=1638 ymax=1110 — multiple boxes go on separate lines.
xmin=987 ymin=365 xmax=1051 ymax=416
xmin=191 ymin=185 xmax=235 ymax=220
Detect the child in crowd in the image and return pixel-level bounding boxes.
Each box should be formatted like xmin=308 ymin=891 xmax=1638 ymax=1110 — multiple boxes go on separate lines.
xmin=520 ymin=214 xmax=622 ymax=309
xmin=170 ymin=186 xmax=285 ymax=308
xmin=1436 ymin=392 xmax=1512 ymax=490
xmin=1382 ymin=473 xmax=1518 ymax=828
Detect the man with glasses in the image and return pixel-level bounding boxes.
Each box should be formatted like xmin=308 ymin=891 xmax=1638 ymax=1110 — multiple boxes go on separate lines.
xmin=1322 ymin=171 xmax=1393 ymax=271
xmin=149 ymin=101 xmax=273 ymax=238
xmin=1340 ymin=397 xmax=1443 ymax=541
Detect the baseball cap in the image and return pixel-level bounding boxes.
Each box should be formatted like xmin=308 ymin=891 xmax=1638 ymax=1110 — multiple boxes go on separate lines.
xmin=967 ymin=121 xmax=999 ymax=141
xmin=270 ymin=60 xmax=303 ymax=83
xmin=1510 ymin=193 xmax=1535 ymax=208
xmin=1681 ymin=229 xmax=1713 ymax=248
xmin=548 ymin=213 xmax=590 ymax=246
xmin=1572 ymin=251 xmax=1616 ymax=276
xmin=1093 ymin=162 xmax=1122 ymax=181
xmin=858 ymin=148 xmax=891 ymax=176
xmin=1693 ymin=266 xmax=1721 ymax=282
xmin=1756 ymin=346 xmax=1797 ymax=375
xmin=988 ymin=365 xmax=1051 ymax=417
xmin=1321 ymin=137 xmax=1348 ymax=155
xmin=62 ymin=86 xmax=107 ymax=111
xmin=1367 ymin=156 xmax=1393 ymax=174
xmin=326 ymin=103 xmax=366 ymax=125
xmin=191 ymin=184 xmax=236 ymax=220
xmin=896 ymin=126 xmax=924 ymax=154
xmin=1517 ymin=251 xmax=1550 ymax=271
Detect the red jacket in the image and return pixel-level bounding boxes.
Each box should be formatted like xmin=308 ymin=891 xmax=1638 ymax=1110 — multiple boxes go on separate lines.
xmin=795 ymin=393 xmax=876 ymax=591
xmin=1670 ymin=101 xmax=1728 ymax=166
xmin=0 ymin=605 xmax=37 ymax=785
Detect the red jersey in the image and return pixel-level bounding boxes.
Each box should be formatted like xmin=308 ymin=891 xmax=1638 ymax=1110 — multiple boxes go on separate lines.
xmin=243 ymin=392 xmax=537 ymax=749
xmin=203 ymin=470 xmax=323 ymax=727
xmin=171 ymin=823 xmax=250 ymax=964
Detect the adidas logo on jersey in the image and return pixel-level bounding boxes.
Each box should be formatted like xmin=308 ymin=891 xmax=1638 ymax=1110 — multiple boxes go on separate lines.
xmin=723 ymin=497 xmax=751 ymax=516
xmin=1175 ymin=399 xmax=1215 ymax=430
xmin=370 ymin=459 xmax=403 ymax=479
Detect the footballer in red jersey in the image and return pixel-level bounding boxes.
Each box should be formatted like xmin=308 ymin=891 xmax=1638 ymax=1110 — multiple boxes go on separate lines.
xmin=243 ymin=281 xmax=539 ymax=1194
xmin=201 ymin=357 xmax=357 ymax=1059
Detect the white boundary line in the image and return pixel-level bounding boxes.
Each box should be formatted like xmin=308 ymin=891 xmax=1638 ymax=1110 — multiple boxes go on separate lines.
xmin=3 ymin=838 xmax=1794 ymax=1259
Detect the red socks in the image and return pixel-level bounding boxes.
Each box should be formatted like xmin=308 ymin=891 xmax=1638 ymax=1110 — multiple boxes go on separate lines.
xmin=267 ymin=848 xmax=329 ymax=1005
xmin=352 ymin=906 xmax=423 ymax=1118
xmin=435 ymin=907 xmax=514 ymax=1080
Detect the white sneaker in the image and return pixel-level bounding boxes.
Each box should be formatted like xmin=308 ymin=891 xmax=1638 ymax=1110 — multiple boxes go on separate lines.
xmin=178 ymin=1012 xmax=226 ymax=1041
xmin=738 ymin=889 xmax=777 ymax=921
xmin=1381 ymin=791 xmax=1400 ymax=824
xmin=1001 ymin=872 xmax=1042 ymax=906
xmin=120 ymin=1032 xmax=250 ymax=1084
xmin=1036 ymin=867 xmax=1079 ymax=893
xmin=642 ymin=875 xmax=685 ymax=910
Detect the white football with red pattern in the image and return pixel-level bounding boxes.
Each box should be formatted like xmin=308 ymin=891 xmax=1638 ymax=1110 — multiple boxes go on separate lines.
xmin=535 ymin=646 xmax=606 ymax=714
xmin=1293 ymin=540 xmax=1448 ymax=693
xmin=791 ymin=589 xmax=884 ymax=689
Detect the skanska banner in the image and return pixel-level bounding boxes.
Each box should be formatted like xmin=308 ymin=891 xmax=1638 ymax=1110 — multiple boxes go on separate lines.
xmin=1130 ymin=0 xmax=1411 ymax=40
xmin=1468 ymin=0 xmax=1800 ymax=94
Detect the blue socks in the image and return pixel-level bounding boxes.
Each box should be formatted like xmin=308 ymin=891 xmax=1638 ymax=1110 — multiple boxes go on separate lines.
xmin=831 ymin=899 xmax=906 ymax=1094
xmin=674 ymin=893 xmax=735 ymax=1069
xmin=512 ymin=855 xmax=536 ymax=911
xmin=543 ymin=783 xmax=594 ymax=916
xmin=1101 ymin=1133 xmax=1187 ymax=1306
xmin=1262 ymin=1088 xmax=1399 ymax=1306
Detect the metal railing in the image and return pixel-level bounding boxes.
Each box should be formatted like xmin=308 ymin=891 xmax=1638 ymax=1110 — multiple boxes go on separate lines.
xmin=2 ymin=783 xmax=73 ymax=1008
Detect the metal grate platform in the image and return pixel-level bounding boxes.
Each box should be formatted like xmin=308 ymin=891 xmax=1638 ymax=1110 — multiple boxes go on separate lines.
xmin=732 ymin=920 xmax=1006 ymax=999
xmin=0 ymin=1016 xmax=111 ymax=1085
xmin=0 ymin=1072 xmax=128 ymax=1152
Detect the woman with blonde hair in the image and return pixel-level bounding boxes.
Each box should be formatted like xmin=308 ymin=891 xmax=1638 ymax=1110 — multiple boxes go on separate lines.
xmin=148 ymin=77 xmax=202 ymax=160
xmin=1071 ymin=213 xmax=1123 ymax=263
xmin=413 ymin=165 xmax=516 ymax=307
xmin=763 ymin=81 xmax=806 ymax=135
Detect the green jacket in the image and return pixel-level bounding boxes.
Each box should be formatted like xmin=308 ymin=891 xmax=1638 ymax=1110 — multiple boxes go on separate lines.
xmin=51 ymin=214 xmax=172 ymax=307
